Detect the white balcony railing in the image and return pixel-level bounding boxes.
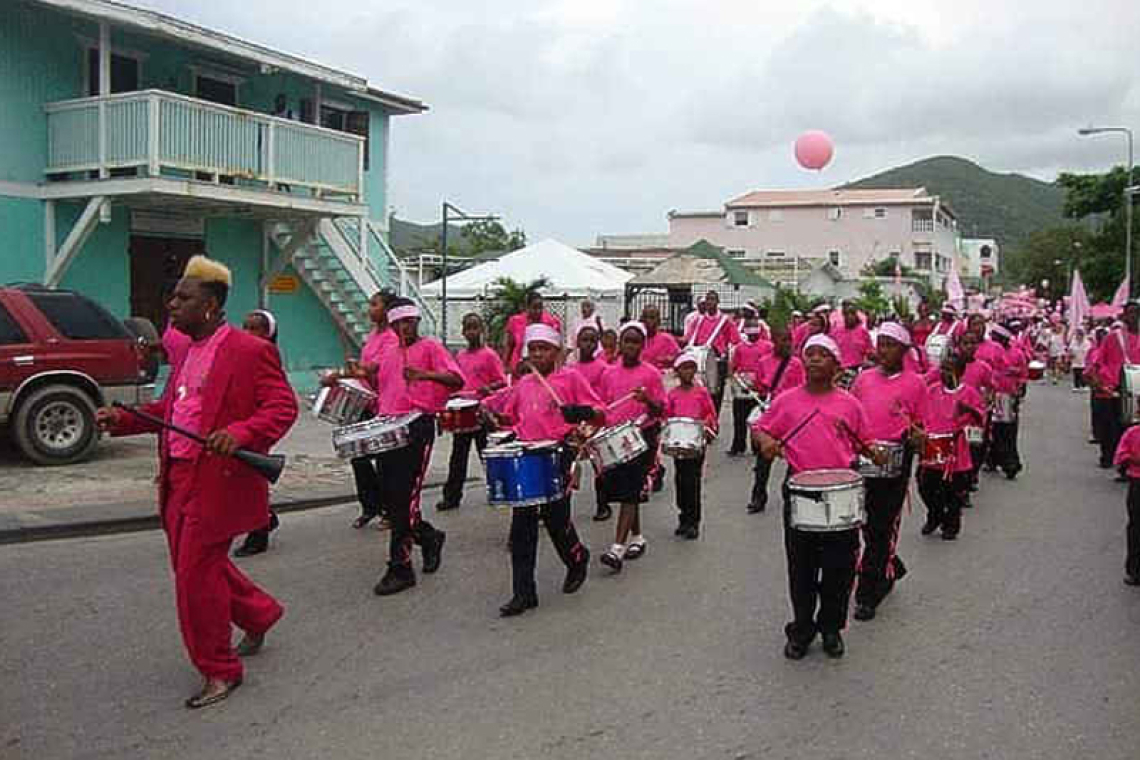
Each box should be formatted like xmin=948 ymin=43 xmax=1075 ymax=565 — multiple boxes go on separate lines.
xmin=45 ymin=90 xmax=365 ymax=199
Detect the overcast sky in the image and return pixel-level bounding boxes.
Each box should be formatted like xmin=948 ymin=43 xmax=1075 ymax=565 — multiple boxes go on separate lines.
xmin=140 ymin=0 xmax=1139 ymax=244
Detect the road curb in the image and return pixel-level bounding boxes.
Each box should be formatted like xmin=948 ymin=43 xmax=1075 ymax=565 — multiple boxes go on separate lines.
xmin=0 ymin=476 xmax=474 ymax=546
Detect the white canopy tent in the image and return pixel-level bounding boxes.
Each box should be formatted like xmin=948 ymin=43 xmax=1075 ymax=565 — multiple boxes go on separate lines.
xmin=420 ymin=238 xmax=633 ymax=296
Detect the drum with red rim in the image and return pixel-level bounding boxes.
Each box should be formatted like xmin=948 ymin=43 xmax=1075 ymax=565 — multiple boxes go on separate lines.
xmin=921 ymin=432 xmax=955 ymax=466
xmin=439 ymin=398 xmax=482 ymax=433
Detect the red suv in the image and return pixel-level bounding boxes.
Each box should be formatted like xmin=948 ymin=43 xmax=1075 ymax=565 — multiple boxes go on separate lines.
xmin=0 ymin=285 xmax=155 ymax=465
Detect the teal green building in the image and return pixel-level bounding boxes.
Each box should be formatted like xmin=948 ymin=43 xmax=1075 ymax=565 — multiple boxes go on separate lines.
xmin=0 ymin=0 xmax=431 ymax=388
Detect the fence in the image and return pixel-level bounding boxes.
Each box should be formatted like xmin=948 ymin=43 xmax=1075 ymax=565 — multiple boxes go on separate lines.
xmin=425 ymin=293 xmax=625 ymax=348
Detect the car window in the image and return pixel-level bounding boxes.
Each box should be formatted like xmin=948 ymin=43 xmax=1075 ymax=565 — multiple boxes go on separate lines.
xmin=25 ymin=292 xmax=130 ymax=341
xmin=0 ymin=302 xmax=29 ymax=345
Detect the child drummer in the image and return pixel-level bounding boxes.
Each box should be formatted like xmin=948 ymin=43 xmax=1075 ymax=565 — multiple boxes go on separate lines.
xmin=597 ymin=322 xmax=667 ymax=573
xmin=492 ymin=324 xmax=599 ymax=616
xmin=917 ymin=351 xmax=985 ymax=541
xmin=666 ymin=351 xmax=719 ymax=539
xmin=566 ymin=323 xmax=611 ymax=522
xmin=437 ymin=313 xmax=507 ymax=512
xmin=752 ymin=334 xmax=877 ymax=660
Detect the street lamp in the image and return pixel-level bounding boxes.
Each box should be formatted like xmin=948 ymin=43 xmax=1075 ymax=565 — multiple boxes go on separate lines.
xmin=1078 ymin=126 xmax=1134 ymax=298
xmin=440 ymin=202 xmax=499 ymax=344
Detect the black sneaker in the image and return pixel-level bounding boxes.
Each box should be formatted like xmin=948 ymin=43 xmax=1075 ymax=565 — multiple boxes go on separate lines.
xmin=784 ymin=638 xmax=808 ymax=660
xmin=682 ymin=525 xmax=699 ymax=540
xmin=747 ymin=500 xmax=767 ymax=514
xmin=374 ymin=565 xmax=416 ymax=596
xmin=1124 ymin=574 xmax=1140 ymax=587
xmin=593 ymin=505 xmax=612 ymax=522
xmin=422 ymin=531 xmax=446 ymax=574
xmin=436 ymin=500 xmax=460 ymax=511
xmin=674 ymin=524 xmax=687 ymax=536
xmin=563 ymin=550 xmax=589 ymax=594
xmin=941 ymin=530 xmax=959 ymax=541
xmin=233 ymin=531 xmax=269 ymax=557
xmin=499 ymin=595 xmax=538 ymax=617
xmin=821 ymin=632 xmax=845 ymax=658
xmin=853 ymin=603 xmax=876 ymax=621
xmin=920 ymin=518 xmax=940 ymax=535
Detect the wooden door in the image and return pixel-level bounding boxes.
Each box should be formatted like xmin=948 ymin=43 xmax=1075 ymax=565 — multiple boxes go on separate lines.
xmin=128 ymin=236 xmax=203 ymax=330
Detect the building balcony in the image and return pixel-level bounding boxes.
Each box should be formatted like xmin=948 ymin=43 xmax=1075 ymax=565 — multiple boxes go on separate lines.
xmin=43 ymin=90 xmax=366 ymax=216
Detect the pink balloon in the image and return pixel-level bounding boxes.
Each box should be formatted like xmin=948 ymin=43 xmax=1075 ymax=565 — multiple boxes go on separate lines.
xmin=794 ymin=130 xmax=834 ymax=171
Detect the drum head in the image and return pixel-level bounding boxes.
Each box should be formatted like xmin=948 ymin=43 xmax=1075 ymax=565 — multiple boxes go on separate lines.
xmin=447 ymin=398 xmax=479 ymax=410
xmin=789 ymin=469 xmax=862 ymax=488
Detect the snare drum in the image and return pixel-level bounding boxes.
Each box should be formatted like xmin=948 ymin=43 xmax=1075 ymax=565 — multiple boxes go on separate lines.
xmin=331 ymin=413 xmax=420 ymax=459
xmin=585 ymin=421 xmax=648 ymax=472
xmin=992 ymin=393 xmax=1017 ymax=423
xmin=691 ymin=345 xmax=721 ymax=393
xmin=1121 ymin=364 xmax=1140 ymax=424
xmin=787 ymin=469 xmax=865 ymax=532
xmin=312 ymin=379 xmax=376 ymax=426
xmin=926 ymin=334 xmax=951 ymax=367
xmin=921 ymin=432 xmax=956 ymax=466
xmin=440 ymin=398 xmax=482 ymax=433
xmin=1027 ymin=360 xmax=1046 ymax=381
xmin=660 ymin=417 xmax=706 ymax=459
xmin=965 ymin=426 xmax=984 ymax=445
xmin=488 ymin=430 xmax=517 ymax=447
xmin=482 ymin=441 xmax=564 ymax=508
xmin=857 ymin=440 xmax=906 ymax=479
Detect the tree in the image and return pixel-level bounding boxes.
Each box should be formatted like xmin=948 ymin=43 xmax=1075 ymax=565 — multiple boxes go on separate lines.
xmin=861 ymin=258 xmax=918 ymax=280
xmin=764 ymin=286 xmax=814 ymax=331
xmin=460 ymin=220 xmax=527 ymax=257
xmin=853 ymin=280 xmax=891 ymax=317
xmin=484 ymin=276 xmax=550 ymax=348
xmin=1003 ymin=225 xmax=1095 ymax=302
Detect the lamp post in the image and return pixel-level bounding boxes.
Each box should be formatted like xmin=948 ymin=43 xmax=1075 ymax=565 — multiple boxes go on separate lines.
xmin=1078 ymin=126 xmax=1134 ymax=298
xmin=440 ymin=202 xmax=499 ymax=344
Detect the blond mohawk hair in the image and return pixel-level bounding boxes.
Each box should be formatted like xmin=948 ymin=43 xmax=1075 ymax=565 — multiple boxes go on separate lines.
xmin=183 ymin=255 xmax=232 ymax=287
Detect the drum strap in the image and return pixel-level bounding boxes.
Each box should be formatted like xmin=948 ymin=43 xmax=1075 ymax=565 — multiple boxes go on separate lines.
xmin=687 ymin=314 xmax=729 ymax=351
xmin=768 ymin=356 xmax=792 ymax=398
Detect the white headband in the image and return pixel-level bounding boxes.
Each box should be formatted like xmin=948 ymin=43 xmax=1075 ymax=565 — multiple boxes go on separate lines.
xmin=802 ymin=333 xmax=841 ymax=362
xmin=251 ymin=309 xmax=277 ymax=339
xmin=524 ymin=323 xmax=562 ymax=348
xmin=876 ymin=321 xmax=911 ymax=347
xmin=388 ymin=305 xmax=420 ymax=323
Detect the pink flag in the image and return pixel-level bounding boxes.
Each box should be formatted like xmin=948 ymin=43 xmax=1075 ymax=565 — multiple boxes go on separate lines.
xmin=1070 ymin=268 xmax=1091 ymax=328
xmin=1112 ymin=276 xmax=1130 ymax=307
xmin=945 ymin=260 xmax=965 ymax=309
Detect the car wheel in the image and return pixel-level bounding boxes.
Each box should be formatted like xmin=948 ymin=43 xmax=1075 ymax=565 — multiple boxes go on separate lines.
xmin=12 ymin=384 xmax=99 ymax=466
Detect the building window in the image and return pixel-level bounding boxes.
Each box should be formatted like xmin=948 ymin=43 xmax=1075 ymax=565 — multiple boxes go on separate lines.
xmin=874 ymin=207 xmax=887 ymax=219
xmin=827 ymin=207 xmax=842 ymax=221
xmin=912 ymin=209 xmax=934 ymax=233
xmin=732 ymin=210 xmax=749 ymax=227
xmin=768 ymin=209 xmax=784 ymax=222
xmin=914 ymin=251 xmax=933 ymax=270
xmin=889 ymin=251 xmax=901 ymax=260
xmin=765 ymin=250 xmax=786 ymax=258
xmin=726 ymin=249 xmax=746 ymax=259
xmin=86 ymin=49 xmax=140 ymax=95
xmin=828 ymin=250 xmax=841 ymax=267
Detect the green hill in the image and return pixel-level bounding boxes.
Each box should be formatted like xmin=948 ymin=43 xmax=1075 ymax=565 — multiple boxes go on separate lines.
xmin=842 ymin=155 xmax=1066 ymax=252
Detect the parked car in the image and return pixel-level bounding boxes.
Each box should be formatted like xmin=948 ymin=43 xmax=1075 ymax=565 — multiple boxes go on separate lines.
xmin=0 ymin=285 xmax=155 ymax=465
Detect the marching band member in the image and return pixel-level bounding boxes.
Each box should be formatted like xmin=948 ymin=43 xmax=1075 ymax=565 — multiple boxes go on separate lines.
xmin=727 ymin=319 xmax=772 ymax=456
xmin=748 ymin=328 xmax=804 ymax=514
xmin=1112 ymin=422 xmax=1140 ymax=586
xmin=598 ymin=322 xmax=668 ymax=573
xmin=371 ymin=299 xmax=462 ymax=596
xmin=952 ymin=330 xmax=996 ymax=498
xmin=849 ymin=322 xmax=927 ymax=620
xmin=600 ymin=328 xmax=619 ymax=364
xmin=437 ymin=313 xmax=507 ymax=512
xmin=233 ymin=309 xmax=283 ymax=557
xmin=911 ymin=301 xmax=934 ymax=348
xmin=932 ymin=303 xmax=965 ymax=341
xmin=682 ymin=290 xmax=742 ymax=412
xmin=917 ymin=351 xmax=985 ymax=540
xmin=566 ymin=324 xmax=612 ymax=521
xmin=492 ymin=324 xmax=597 ymax=616
xmin=1087 ymin=303 xmax=1140 ymax=473
xmin=833 ymin=301 xmax=875 ymax=380
xmin=502 ymin=291 xmax=562 ymax=377
xmin=97 ymin=256 xmax=298 ymax=709
xmin=753 ymin=334 xmax=874 ymax=660
xmin=641 ymin=304 xmax=681 ymax=371
xmin=989 ymin=325 xmax=1028 ymax=479
xmin=666 ymin=352 xmax=719 ymax=539
xmin=793 ymin=306 xmax=829 ymax=353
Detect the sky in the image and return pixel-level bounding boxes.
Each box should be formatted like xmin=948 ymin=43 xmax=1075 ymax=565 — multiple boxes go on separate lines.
xmin=137 ymin=0 xmax=1139 ymax=245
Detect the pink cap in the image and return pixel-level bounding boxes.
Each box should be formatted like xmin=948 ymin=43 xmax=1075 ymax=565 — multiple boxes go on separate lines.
xmin=673 ymin=350 xmax=700 ymax=369
xmin=802 ymin=334 xmax=841 ymax=362
xmin=388 ymin=305 xmax=420 ymax=323
xmin=524 ymin=323 xmax=562 ymax=348
xmin=876 ymin=321 xmax=911 ymax=347
xmin=620 ymin=321 xmax=648 ymax=339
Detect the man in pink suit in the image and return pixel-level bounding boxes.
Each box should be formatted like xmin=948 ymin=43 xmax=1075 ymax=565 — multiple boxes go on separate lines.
xmin=98 ymin=255 xmax=299 ymax=710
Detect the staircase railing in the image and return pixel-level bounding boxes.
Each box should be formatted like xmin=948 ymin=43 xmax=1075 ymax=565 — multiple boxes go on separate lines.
xmin=365 ymin=220 xmax=439 ymax=336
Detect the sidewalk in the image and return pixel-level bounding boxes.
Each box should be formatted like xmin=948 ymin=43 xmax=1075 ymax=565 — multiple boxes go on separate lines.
xmin=0 ymin=409 xmax=468 ymax=543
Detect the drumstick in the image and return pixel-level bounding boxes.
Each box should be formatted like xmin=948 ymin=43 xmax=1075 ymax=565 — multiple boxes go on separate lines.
xmin=605 ymin=391 xmax=637 ymax=410
xmin=529 ymin=364 xmax=565 ymax=406
xmin=779 ymin=408 xmax=819 ymax=447
xmin=834 ymin=416 xmax=878 ymax=458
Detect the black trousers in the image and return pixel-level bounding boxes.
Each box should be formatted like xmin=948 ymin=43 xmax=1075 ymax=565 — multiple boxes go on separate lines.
xmin=730 ymin=398 xmax=757 ymax=453
xmin=1093 ymin=396 xmax=1123 ymax=468
xmin=377 ymin=415 xmax=441 ymax=570
xmin=988 ymin=420 xmax=1022 ymax=474
xmin=751 ymin=454 xmax=773 ymax=508
xmin=1127 ymin=480 xmax=1140 ymax=578
xmin=782 ymin=482 xmax=860 ymax=641
xmin=443 ymin=426 xmax=488 ymax=507
xmin=353 ymin=455 xmax=384 ymax=519
xmin=917 ymin=468 xmax=969 ymax=535
xmin=711 ymin=357 xmax=729 ymax=413
xmin=509 ymin=449 xmax=586 ymax=598
xmin=856 ymin=474 xmax=909 ymax=608
xmin=674 ymin=454 xmax=704 ymax=527
xmin=1073 ymin=368 xmax=1086 ymax=389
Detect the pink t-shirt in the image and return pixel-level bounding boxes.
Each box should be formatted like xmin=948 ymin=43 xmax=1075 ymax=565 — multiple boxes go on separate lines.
xmin=832 ymin=324 xmax=874 ymax=369
xmin=162 ymin=323 xmax=191 ymax=367
xmin=850 ymin=368 xmax=927 ymax=442
xmin=375 ymin=337 xmax=463 ymax=416
xmin=684 ymin=311 xmax=741 ymax=355
xmin=498 ymin=368 xmax=602 ymax=442
xmin=169 ymin=324 xmax=231 ymax=460
xmin=923 ymin=359 xmax=993 ymax=394
xmin=755 ymin=353 xmax=805 ymax=398
xmin=642 ymin=331 xmax=681 ymax=371
xmin=933 ymin=319 xmax=964 ymax=340
xmin=456 ymin=345 xmax=506 ymax=396
xmin=1113 ymin=425 xmax=1140 ymax=478
xmin=754 ymin=386 xmax=869 ymax=473
xmin=598 ymin=361 xmax=667 ymax=429
xmin=665 ymin=383 xmax=718 ymax=433
xmin=921 ymin=383 xmax=984 ymax=473
xmin=360 ymin=328 xmax=398 ymax=397
xmin=506 ymin=312 xmax=562 ymax=369
xmin=567 ymin=357 xmax=608 ymax=391
xmin=731 ymin=339 xmax=773 ymax=379
xmin=1089 ymin=329 xmax=1140 ymax=394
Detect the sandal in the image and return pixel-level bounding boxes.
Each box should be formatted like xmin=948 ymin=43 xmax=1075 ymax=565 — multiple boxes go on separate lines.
xmin=185 ymin=678 xmax=242 ymax=709
xmin=352 ymin=515 xmax=375 ymax=530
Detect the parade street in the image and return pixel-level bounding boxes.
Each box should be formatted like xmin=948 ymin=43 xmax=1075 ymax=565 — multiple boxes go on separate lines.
xmin=2 ymin=382 xmax=1138 ymax=760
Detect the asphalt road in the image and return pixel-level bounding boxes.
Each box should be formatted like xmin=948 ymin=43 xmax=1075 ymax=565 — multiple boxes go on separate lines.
xmin=2 ymin=382 xmax=1138 ymax=760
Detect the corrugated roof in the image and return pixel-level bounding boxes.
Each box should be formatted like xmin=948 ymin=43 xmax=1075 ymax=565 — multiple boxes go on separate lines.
xmin=725 ymin=188 xmax=931 ymax=208
xmin=630 ymin=240 xmax=773 ymax=288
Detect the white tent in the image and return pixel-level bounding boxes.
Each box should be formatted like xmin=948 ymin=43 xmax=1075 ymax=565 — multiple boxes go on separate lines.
xmin=420 ymin=238 xmax=633 ymax=297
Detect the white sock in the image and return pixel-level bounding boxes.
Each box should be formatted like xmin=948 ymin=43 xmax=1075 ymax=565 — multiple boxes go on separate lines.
xmin=629 ymin=534 xmax=646 ymax=546
xmin=609 ymin=543 xmax=626 ymax=557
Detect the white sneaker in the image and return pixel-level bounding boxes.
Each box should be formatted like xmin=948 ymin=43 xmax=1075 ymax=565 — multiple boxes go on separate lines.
xmin=625 ymin=536 xmax=647 ymax=560
xmin=600 ymin=544 xmax=624 ymax=572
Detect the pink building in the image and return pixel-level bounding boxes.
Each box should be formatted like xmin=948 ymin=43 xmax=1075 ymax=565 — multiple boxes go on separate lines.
xmin=666 ymin=188 xmax=960 ymax=288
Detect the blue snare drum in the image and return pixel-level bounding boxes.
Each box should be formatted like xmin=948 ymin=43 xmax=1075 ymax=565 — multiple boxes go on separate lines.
xmin=482 ymin=441 xmax=564 ymax=508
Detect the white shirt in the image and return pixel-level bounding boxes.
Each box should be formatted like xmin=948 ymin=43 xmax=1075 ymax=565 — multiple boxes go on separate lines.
xmin=1069 ymin=337 xmax=1092 ymax=368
